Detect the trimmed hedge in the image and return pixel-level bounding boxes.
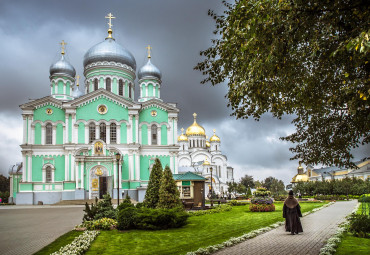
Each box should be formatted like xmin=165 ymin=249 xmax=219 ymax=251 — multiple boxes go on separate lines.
xmin=249 ymin=204 xmax=275 ymax=212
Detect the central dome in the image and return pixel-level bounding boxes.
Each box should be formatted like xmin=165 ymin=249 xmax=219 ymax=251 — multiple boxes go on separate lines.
xmin=83 ymin=38 xmax=136 ymax=70
xmin=186 ymin=113 xmax=206 ymax=136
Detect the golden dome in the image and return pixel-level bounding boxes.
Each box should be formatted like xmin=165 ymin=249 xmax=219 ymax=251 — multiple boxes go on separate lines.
xmin=186 ymin=113 xmax=206 ymax=136
xmin=210 ymin=129 xmax=221 ymax=142
xmin=291 ymin=174 xmax=309 ymax=183
xmin=177 ymin=128 xmax=188 ymax=142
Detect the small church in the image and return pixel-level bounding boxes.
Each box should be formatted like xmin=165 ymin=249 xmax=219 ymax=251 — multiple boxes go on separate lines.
xmin=8 ymin=14 xmax=234 ymax=205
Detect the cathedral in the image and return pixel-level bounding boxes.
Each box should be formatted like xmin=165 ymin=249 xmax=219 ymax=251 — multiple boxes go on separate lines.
xmin=8 ymin=14 xmax=234 ymax=204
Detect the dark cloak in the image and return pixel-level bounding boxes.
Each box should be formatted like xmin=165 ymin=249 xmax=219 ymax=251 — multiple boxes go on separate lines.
xmin=283 ymin=195 xmax=303 ymax=234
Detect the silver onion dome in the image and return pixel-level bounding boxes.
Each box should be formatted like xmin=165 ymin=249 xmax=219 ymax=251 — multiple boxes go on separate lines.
xmin=73 ymin=85 xmax=84 ymax=98
xmin=50 ymin=55 xmax=76 ymax=77
xmin=138 ymin=59 xmax=161 ymax=80
xmin=83 ymin=38 xmax=136 ymax=70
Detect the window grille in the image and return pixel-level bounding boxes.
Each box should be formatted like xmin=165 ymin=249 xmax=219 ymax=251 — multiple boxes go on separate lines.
xmin=106 ymin=78 xmax=111 ymax=92
xmin=100 ymin=123 xmax=106 ymax=142
xmin=94 ymin=78 xmax=98 ymax=91
xmin=46 ymin=166 xmax=52 ymax=182
xmin=182 ymin=187 xmax=191 ymax=198
xmin=89 ymin=123 xmax=96 ymax=143
xmin=110 ymin=123 xmax=117 ymax=143
xmin=46 ymin=123 xmax=52 ymax=144
xmin=119 ymin=80 xmax=123 ymax=96
xmin=151 ymin=125 xmax=157 ymax=145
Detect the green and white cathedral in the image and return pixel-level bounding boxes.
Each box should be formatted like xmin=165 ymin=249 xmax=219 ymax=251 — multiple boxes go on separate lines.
xmin=9 ymin=16 xmax=181 ymax=204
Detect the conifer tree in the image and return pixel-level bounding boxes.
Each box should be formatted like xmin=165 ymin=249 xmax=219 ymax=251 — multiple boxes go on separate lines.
xmin=158 ymin=165 xmax=182 ymax=209
xmin=143 ymin=158 xmax=163 ymax=208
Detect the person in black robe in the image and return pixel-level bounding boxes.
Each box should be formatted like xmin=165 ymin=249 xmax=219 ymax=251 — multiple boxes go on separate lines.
xmin=283 ymin=190 xmax=303 ymax=235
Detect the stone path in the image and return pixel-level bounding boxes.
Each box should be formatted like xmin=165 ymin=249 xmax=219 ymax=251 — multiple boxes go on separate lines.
xmin=0 ymin=206 xmax=84 ymax=255
xmin=215 ymin=200 xmax=357 ymax=255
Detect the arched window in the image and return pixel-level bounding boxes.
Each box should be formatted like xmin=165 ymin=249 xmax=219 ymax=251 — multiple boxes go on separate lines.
xmin=106 ymin=78 xmax=111 ymax=92
xmin=86 ymin=82 xmax=89 ymax=93
xmin=110 ymin=123 xmax=117 ymax=143
xmin=94 ymin=78 xmax=98 ymax=91
xmin=129 ymin=84 xmax=132 ymax=98
xmin=46 ymin=166 xmax=52 ymax=182
xmin=46 ymin=123 xmax=52 ymax=144
xmin=119 ymin=80 xmax=123 ymax=96
xmin=89 ymin=123 xmax=96 ymax=143
xmin=100 ymin=123 xmax=106 ymax=142
xmin=151 ymin=125 xmax=157 ymax=145
xmin=216 ymin=145 xmax=218 ymax=151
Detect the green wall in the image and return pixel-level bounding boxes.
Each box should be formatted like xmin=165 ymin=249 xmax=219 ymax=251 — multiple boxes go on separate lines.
xmin=78 ymin=123 xmax=85 ymax=143
xmin=148 ymin=83 xmax=153 ymax=97
xmin=122 ymin=154 xmax=129 ymax=180
xmin=76 ymin=98 xmax=128 ymax=121
xmin=139 ymin=107 xmax=168 ymax=124
xmin=56 ymin=123 xmax=63 ymax=144
xmin=120 ymin=123 xmax=127 ymax=144
xmin=141 ymin=124 xmax=148 ymax=145
xmin=34 ymin=105 xmax=65 ymax=122
xmin=58 ymin=80 xmax=64 ymax=94
xmin=35 ymin=123 xmax=41 ymax=145
xmin=32 ymin=156 xmax=43 ymax=182
xmin=31 ymin=155 xmax=65 ymax=182
xmin=161 ymin=125 xmax=167 ymax=145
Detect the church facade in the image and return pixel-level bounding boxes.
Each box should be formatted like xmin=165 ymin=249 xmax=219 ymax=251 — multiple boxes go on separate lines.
xmin=10 ymin=14 xmax=180 ymax=204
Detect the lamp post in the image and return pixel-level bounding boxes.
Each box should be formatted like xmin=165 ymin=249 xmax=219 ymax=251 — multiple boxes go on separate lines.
xmin=115 ymin=153 xmax=121 ymax=206
xmin=210 ymin=167 xmax=213 ymax=207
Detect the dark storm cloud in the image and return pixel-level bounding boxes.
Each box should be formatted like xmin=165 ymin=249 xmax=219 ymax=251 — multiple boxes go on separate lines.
xmin=0 ymin=0 xmax=367 ymax=183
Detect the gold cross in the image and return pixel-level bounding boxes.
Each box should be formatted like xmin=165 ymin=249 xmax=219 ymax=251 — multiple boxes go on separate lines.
xmin=146 ymin=45 xmax=152 ymax=59
xmin=75 ymin=75 xmax=80 ymax=86
xmin=213 ymin=129 xmax=216 ymax=134
xmin=105 ymin=13 xmax=115 ymax=29
xmin=181 ymin=128 xmax=184 ymax=133
xmin=193 ymin=113 xmax=197 ymax=119
xmin=60 ymin=40 xmax=67 ymax=55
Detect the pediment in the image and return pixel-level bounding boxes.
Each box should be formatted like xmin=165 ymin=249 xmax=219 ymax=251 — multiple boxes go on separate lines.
xmin=20 ymin=96 xmax=63 ymax=110
xmin=140 ymin=98 xmax=179 ymax=113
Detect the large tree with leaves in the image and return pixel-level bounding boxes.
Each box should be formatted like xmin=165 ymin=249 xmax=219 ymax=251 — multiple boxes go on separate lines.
xmin=158 ymin=166 xmax=182 ymax=209
xmin=240 ymin=174 xmax=255 ymax=189
xmin=144 ymin=158 xmax=163 ymax=208
xmin=195 ymin=0 xmax=369 ymax=168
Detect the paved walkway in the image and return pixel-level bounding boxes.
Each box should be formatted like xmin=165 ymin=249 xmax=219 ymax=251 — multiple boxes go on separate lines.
xmin=0 ymin=206 xmax=84 ymax=255
xmin=215 ymin=200 xmax=357 ymax=255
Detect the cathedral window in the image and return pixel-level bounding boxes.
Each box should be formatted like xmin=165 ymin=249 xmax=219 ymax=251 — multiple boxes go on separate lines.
xmin=46 ymin=166 xmax=52 ymax=182
xmin=94 ymin=78 xmax=98 ymax=91
xmin=106 ymin=78 xmax=111 ymax=92
xmin=45 ymin=123 xmax=52 ymax=145
xmin=89 ymin=123 xmax=96 ymax=143
xmin=110 ymin=123 xmax=117 ymax=143
xmin=216 ymin=145 xmax=218 ymax=151
xmin=151 ymin=125 xmax=157 ymax=145
xmin=129 ymin=84 xmax=132 ymax=98
xmin=100 ymin=123 xmax=106 ymax=142
xmin=119 ymin=80 xmax=124 ymax=96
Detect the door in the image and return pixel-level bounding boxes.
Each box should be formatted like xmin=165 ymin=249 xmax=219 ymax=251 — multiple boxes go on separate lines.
xmin=99 ymin=176 xmax=107 ymax=199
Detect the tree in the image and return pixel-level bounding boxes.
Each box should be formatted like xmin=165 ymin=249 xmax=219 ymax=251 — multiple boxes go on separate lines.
xmin=195 ymin=0 xmax=370 ymax=168
xmin=226 ymin=181 xmax=237 ymax=197
xmin=144 ymin=158 xmax=163 ymax=208
xmin=236 ymin=183 xmax=247 ymax=195
xmin=157 ymin=166 xmax=182 ymax=209
xmin=0 ymin=175 xmax=10 ymax=193
xmin=269 ymin=179 xmax=286 ymax=196
xmin=261 ymin=176 xmax=276 ymax=191
xmin=246 ymin=187 xmax=252 ymax=198
xmin=240 ymin=174 xmax=255 ymax=189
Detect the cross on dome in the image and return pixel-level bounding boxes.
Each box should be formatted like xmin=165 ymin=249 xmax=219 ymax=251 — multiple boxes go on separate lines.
xmin=75 ymin=74 xmax=80 ymax=86
xmin=105 ymin=13 xmax=115 ymax=29
xmin=193 ymin=113 xmax=197 ymax=119
xmin=181 ymin=128 xmax=184 ymax=133
xmin=146 ymin=45 xmax=152 ymax=59
xmin=60 ymin=40 xmax=67 ymax=55
xmin=213 ymin=129 xmax=216 ymax=134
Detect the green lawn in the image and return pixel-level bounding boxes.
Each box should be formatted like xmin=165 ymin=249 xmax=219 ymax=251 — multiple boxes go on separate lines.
xmin=34 ymin=230 xmax=83 ymax=255
xmin=85 ymin=202 xmax=325 ymax=255
xmin=335 ymin=233 xmax=370 ymax=255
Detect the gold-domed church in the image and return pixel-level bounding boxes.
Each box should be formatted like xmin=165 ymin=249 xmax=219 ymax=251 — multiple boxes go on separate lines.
xmin=177 ymin=113 xmax=234 ymax=197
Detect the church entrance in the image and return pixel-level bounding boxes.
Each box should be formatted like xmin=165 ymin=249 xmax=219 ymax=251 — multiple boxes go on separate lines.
xmin=99 ymin=176 xmax=107 ymax=198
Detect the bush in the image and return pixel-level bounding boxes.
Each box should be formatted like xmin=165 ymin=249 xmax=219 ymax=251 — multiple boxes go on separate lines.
xmin=0 ymin=191 xmax=9 ymax=203
xmin=314 ymin=195 xmax=347 ymax=201
xmin=117 ymin=207 xmax=189 ymax=230
xmin=95 ymin=194 xmax=116 ymax=220
xmin=249 ymin=204 xmax=275 ymax=212
xmin=253 ymin=187 xmax=271 ymax=197
xmin=273 ymin=195 xmax=287 ymax=201
xmin=117 ymin=195 xmax=134 ymax=211
xmin=83 ymin=198 xmax=99 ymax=222
xmin=190 ymin=204 xmax=232 ymax=216
xmin=117 ymin=207 xmax=138 ymax=230
xmin=228 ymin=200 xmax=248 ymax=206
xmin=359 ymin=194 xmax=370 ymax=203
xmin=135 ymin=202 xmax=144 ymax=208
xmin=77 ymin=218 xmax=117 ymax=230
xmin=347 ymin=213 xmax=370 ymax=237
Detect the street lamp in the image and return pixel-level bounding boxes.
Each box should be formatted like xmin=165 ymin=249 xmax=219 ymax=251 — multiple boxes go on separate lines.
xmin=115 ymin=152 xmax=121 ymax=206
xmin=210 ymin=167 xmax=213 ymax=207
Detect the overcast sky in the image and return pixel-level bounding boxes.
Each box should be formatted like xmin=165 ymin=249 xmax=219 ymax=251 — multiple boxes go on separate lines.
xmin=0 ymin=0 xmax=368 ymax=185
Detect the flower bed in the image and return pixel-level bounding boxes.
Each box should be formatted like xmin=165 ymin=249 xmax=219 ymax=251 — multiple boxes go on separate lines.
xmin=249 ymin=204 xmax=275 ymax=212
xmin=75 ymin=218 xmax=117 ymax=231
xmin=189 ymin=205 xmax=232 ymax=216
xmin=50 ymin=230 xmax=100 ymax=255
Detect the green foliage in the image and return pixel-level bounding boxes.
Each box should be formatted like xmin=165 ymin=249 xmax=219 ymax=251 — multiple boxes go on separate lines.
xmin=77 ymin=218 xmax=117 ymax=230
xmin=0 ymin=191 xmax=9 ymax=203
xmin=157 ymin=166 xmax=182 ymax=209
xmin=240 ymin=175 xmax=255 ymax=189
xmin=83 ymin=197 xmax=99 ymax=222
xmin=95 ymin=194 xmax=116 ymax=220
xmin=117 ymin=207 xmax=189 ymax=230
xmin=135 ymin=202 xmax=144 ymax=209
xmin=246 ymin=187 xmax=252 ymax=198
xmin=226 ymin=181 xmax=237 ymax=196
xmin=253 ymin=187 xmax=271 ymax=197
xmin=359 ymin=194 xmax=370 ymax=203
xmin=236 ymin=183 xmax=247 ymax=195
xmin=0 ymin=175 xmax=10 ymax=193
xmin=117 ymin=195 xmax=134 ymax=211
xmin=144 ymin=158 xmax=163 ymax=208
xmin=228 ymin=200 xmax=249 ymax=206
xmin=190 ymin=204 xmax=232 ymax=216
xmin=347 ymin=213 xmax=370 ymax=237
xmin=195 ymin=0 xmax=370 ymax=168
xmin=249 ymin=204 xmax=276 ymax=212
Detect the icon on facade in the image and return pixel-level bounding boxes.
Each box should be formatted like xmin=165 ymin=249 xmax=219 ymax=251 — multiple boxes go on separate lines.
xmin=92 ymin=178 xmax=99 ymax=191
xmin=46 ymin=108 xmax=53 ymax=115
xmin=98 ymin=105 xmax=107 ymax=114
xmin=151 ymin=110 xmax=157 ymax=117
xmin=95 ymin=167 xmax=103 ymax=176
xmin=94 ymin=141 xmax=104 ymax=155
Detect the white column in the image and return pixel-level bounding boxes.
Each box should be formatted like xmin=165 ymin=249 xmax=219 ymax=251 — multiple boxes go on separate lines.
xmin=106 ymin=125 xmax=111 ymax=144
xmin=135 ymin=115 xmax=139 ymax=143
xmin=129 ymin=153 xmax=134 ymax=180
xmin=41 ymin=126 xmax=45 ymax=145
xmin=117 ymin=124 xmax=121 ymax=144
xmin=145 ymin=84 xmax=148 ymax=98
xmin=119 ymin=160 xmax=122 ymax=188
xmin=65 ymin=152 xmax=69 ymax=180
xmin=138 ymin=126 xmax=142 ymax=144
xmin=174 ymin=117 xmax=178 ymax=145
xmin=28 ymin=116 xmax=33 ymax=144
xmin=22 ymin=115 xmax=27 ymax=144
xmin=80 ymin=160 xmax=84 ymax=189
xmin=128 ymin=116 xmax=133 ymax=143
xmin=65 ymin=115 xmax=69 ymax=143
xmin=113 ymin=160 xmax=117 ymax=188
xmin=22 ymin=154 xmax=27 ymax=182
xmin=158 ymin=87 xmax=161 ymax=98
xmin=63 ymin=82 xmax=66 ymax=94
xmin=170 ymin=154 xmax=174 ymax=173
xmin=72 ymin=115 xmax=77 ymax=143
xmin=175 ymin=154 xmax=179 ymax=174
xmin=135 ymin=153 xmax=140 ymax=181
xmin=157 ymin=127 xmax=161 ymax=145
xmin=28 ymin=153 xmax=32 ymax=182
xmin=75 ymin=160 xmax=79 ymax=189
xmin=168 ymin=117 xmax=173 ymax=144
xmin=71 ymin=154 xmax=75 ymax=181
xmin=52 ymin=126 xmax=57 ymax=145
xmin=85 ymin=125 xmax=89 ymax=144
xmin=96 ymin=125 xmax=100 ymax=140
xmin=148 ymin=127 xmax=152 ymax=145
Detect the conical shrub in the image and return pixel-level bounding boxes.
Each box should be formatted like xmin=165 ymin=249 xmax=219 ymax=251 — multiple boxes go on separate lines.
xmin=158 ymin=165 xmax=182 ymax=209
xmin=144 ymin=158 xmax=163 ymax=208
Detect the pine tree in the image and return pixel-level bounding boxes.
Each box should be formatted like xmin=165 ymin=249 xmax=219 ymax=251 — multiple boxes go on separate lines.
xmin=143 ymin=158 xmax=163 ymax=208
xmin=158 ymin=165 xmax=182 ymax=209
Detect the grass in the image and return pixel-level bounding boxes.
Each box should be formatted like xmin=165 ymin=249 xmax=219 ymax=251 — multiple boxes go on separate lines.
xmin=33 ymin=230 xmax=83 ymax=255
xmin=85 ymin=202 xmax=325 ymax=255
